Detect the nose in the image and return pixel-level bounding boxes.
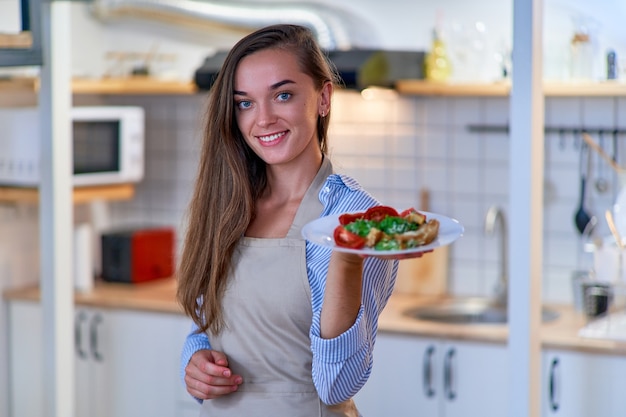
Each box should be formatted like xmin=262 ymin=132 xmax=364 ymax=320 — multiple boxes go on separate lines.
xmin=255 ymin=103 xmax=277 ymax=128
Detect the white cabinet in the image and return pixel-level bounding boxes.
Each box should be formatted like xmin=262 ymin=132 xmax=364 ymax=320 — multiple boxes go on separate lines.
xmin=542 ymin=349 xmax=626 ymax=417
xmin=354 ymin=332 xmax=508 ymax=417
xmin=8 ymin=300 xmax=198 ymax=417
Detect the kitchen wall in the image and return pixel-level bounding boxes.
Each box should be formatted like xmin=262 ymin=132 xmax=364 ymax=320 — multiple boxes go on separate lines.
xmin=70 ymin=91 xmax=626 ymax=306
xmin=2 ymin=0 xmax=626 ymax=300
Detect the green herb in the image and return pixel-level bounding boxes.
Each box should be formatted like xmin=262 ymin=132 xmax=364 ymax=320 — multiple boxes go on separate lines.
xmin=378 ymin=216 xmax=418 ymax=235
xmin=344 ymin=219 xmax=376 ymax=237
xmin=374 ymin=238 xmax=402 ymax=251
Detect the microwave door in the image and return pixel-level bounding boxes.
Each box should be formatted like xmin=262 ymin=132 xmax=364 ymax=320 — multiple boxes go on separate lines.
xmin=73 ymin=120 xmax=122 ymax=186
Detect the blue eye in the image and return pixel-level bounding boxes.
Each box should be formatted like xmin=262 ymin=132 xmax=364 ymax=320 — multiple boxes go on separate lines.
xmin=277 ymin=92 xmax=291 ymax=101
xmin=237 ymin=100 xmax=252 ymax=110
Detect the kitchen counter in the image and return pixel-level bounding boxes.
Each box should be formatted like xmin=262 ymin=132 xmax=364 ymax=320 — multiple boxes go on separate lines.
xmin=5 ymin=279 xmax=626 ymax=355
xmin=3 ymin=278 xmax=183 ymax=314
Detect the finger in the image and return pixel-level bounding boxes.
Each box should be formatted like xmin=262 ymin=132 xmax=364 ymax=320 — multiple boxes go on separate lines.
xmin=189 ymin=350 xmax=232 ymax=377
xmin=210 ymin=350 xmax=230 ymax=366
xmin=185 ymin=373 xmax=242 ymax=399
xmin=186 ymin=379 xmax=239 ymax=400
xmin=185 ymin=360 xmax=237 ymax=383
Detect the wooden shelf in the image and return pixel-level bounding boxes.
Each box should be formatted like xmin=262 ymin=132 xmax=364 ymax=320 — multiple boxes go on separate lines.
xmin=0 ymin=32 xmax=33 ymax=49
xmin=0 ymin=183 xmax=135 ymax=204
xmin=71 ymin=77 xmax=198 ymax=95
xmin=0 ymin=76 xmax=197 ymax=97
xmin=4 ymin=76 xmax=626 ymax=99
xmin=396 ymin=79 xmax=626 ymax=97
xmin=395 ymin=80 xmax=512 ymax=96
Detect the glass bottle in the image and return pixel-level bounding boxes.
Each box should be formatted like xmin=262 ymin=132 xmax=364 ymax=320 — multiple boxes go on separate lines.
xmin=425 ymin=28 xmax=452 ymax=82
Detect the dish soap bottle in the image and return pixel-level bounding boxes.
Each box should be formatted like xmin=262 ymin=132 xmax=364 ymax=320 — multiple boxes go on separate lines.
xmin=425 ymin=27 xmax=451 ymax=82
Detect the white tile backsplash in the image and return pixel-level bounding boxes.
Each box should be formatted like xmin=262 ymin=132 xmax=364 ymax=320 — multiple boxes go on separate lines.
xmin=581 ymin=97 xmax=617 ymax=127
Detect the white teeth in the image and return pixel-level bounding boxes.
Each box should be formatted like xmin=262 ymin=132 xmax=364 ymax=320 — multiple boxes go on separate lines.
xmin=258 ymin=132 xmax=283 ymax=142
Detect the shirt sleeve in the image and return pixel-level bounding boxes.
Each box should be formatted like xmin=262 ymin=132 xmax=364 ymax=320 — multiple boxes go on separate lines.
xmin=307 ymin=173 xmax=399 ymax=404
xmin=180 ymin=320 xmax=212 ymax=401
xmin=309 ymin=256 xmax=398 ymax=405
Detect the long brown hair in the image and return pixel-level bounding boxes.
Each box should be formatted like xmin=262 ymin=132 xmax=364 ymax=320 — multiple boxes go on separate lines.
xmin=177 ymin=24 xmax=340 ymax=335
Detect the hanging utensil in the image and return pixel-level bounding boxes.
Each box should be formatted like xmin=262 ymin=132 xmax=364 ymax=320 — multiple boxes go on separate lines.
xmin=613 ymin=129 xmax=619 ymax=165
xmin=575 ymin=142 xmax=594 ymax=234
xmin=582 ymin=132 xmax=624 ymax=175
xmin=606 ymin=210 xmax=624 ymax=282
xmin=595 ymin=131 xmax=609 ymax=193
xmin=606 ymin=210 xmax=624 ymax=250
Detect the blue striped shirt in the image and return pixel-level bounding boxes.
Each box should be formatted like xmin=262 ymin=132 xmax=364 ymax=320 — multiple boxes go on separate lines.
xmin=180 ymin=173 xmax=398 ymax=405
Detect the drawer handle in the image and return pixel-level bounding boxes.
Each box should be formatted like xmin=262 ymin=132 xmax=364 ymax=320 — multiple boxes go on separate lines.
xmin=90 ymin=313 xmax=104 ymax=362
xmin=423 ymin=345 xmax=436 ymax=398
xmin=74 ymin=311 xmax=88 ymax=360
xmin=549 ymin=358 xmax=560 ymax=412
xmin=443 ymin=347 xmax=456 ymax=401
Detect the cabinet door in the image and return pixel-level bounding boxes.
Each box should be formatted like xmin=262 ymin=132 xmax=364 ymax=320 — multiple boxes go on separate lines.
xmin=353 ymin=332 xmax=439 ymax=416
xmin=542 ymin=349 xmax=626 ymax=417
xmin=354 ymin=333 xmax=508 ymax=417
xmin=8 ymin=301 xmax=44 ymax=417
xmin=99 ymin=308 xmax=182 ymax=417
xmin=441 ymin=340 xmax=508 ymax=417
xmin=9 ymin=301 xmax=185 ymax=417
xmin=74 ymin=308 xmax=108 ymax=417
xmin=9 ymin=302 xmax=112 ymax=417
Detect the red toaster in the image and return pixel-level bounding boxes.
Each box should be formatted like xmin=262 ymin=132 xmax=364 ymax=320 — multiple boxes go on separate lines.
xmin=101 ymin=226 xmax=175 ymax=284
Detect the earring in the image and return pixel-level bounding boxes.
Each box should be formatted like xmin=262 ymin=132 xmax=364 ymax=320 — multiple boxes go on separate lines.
xmin=320 ymin=110 xmax=327 ymax=117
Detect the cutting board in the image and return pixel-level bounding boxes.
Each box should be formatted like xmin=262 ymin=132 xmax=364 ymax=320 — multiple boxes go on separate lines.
xmin=393 ymin=189 xmax=449 ymax=296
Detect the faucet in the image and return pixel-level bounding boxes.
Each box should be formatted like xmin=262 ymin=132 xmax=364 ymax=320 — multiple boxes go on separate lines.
xmin=484 ymin=206 xmax=508 ymax=305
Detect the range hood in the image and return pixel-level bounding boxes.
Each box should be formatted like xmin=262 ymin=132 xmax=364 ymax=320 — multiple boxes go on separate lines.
xmin=91 ymin=0 xmax=425 ymax=90
xmin=90 ymin=0 xmax=378 ymax=50
xmin=194 ymin=49 xmax=425 ymax=91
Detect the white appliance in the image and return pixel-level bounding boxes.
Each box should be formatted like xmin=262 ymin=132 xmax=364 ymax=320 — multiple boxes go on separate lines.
xmin=0 ymin=106 xmax=145 ymax=187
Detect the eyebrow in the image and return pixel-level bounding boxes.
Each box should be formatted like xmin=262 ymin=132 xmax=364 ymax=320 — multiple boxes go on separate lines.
xmin=233 ymin=79 xmax=296 ymax=96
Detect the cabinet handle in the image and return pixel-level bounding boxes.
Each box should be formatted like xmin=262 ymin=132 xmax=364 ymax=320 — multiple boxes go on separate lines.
xmin=549 ymin=358 xmax=560 ymax=412
xmin=422 ymin=345 xmax=436 ymax=398
xmin=74 ymin=311 xmax=88 ymax=360
xmin=443 ymin=347 xmax=456 ymax=401
xmin=89 ymin=313 xmax=104 ymax=362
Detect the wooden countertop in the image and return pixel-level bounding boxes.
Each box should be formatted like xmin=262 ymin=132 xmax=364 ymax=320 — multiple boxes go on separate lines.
xmin=382 ymin=293 xmax=626 ymax=355
xmin=5 ymin=280 xmax=626 ymax=355
xmin=3 ymin=277 xmax=183 ymax=314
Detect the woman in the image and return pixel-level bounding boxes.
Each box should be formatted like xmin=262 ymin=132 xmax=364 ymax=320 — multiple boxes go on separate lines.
xmin=177 ymin=24 xmax=424 ymax=416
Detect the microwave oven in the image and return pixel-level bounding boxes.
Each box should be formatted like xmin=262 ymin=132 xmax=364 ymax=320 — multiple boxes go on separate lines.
xmin=0 ymin=106 xmax=145 ymax=187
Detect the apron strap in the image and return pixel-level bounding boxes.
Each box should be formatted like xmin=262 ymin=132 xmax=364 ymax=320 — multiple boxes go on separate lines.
xmin=287 ymin=157 xmax=333 ymax=238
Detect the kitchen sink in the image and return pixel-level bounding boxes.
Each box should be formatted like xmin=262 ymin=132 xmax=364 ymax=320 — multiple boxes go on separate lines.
xmin=404 ymin=297 xmax=560 ymax=324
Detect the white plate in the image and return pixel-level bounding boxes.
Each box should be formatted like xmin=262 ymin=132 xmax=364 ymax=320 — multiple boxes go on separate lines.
xmin=301 ymin=211 xmax=464 ymax=256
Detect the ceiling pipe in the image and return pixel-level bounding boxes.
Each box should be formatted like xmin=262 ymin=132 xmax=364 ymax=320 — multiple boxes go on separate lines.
xmin=90 ymin=0 xmax=378 ymax=50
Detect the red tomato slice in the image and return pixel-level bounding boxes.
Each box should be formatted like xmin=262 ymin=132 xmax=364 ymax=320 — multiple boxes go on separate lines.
xmin=333 ymin=226 xmax=366 ymax=249
xmin=339 ymin=211 xmax=365 ymax=226
xmin=400 ymin=208 xmax=418 ymax=217
xmin=364 ymin=205 xmax=399 ymax=222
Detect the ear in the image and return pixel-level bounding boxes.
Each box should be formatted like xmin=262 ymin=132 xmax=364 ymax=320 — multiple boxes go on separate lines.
xmin=318 ymin=81 xmax=333 ymax=116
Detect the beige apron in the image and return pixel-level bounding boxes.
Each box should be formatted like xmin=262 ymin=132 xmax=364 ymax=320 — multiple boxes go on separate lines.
xmin=200 ymin=158 xmax=359 ymax=417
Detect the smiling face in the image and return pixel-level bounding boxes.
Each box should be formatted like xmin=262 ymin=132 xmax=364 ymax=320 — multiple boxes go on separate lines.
xmin=233 ymin=47 xmax=331 ymax=167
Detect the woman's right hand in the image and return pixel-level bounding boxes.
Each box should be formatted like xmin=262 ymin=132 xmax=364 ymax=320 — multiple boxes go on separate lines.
xmin=184 ymin=349 xmax=243 ymax=400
